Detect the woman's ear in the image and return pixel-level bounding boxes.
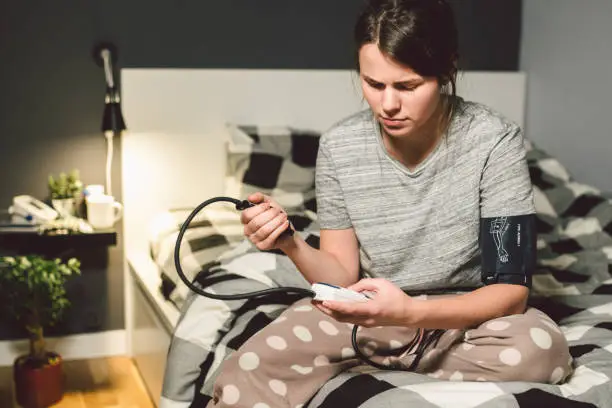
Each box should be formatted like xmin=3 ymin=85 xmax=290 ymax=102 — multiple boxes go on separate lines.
xmin=439 ymin=57 xmax=458 ymax=89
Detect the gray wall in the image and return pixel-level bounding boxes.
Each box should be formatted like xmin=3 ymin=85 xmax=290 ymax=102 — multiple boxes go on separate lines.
xmin=0 ymin=1 xmax=522 ymax=340
xmin=520 ymin=1 xmax=612 ymax=191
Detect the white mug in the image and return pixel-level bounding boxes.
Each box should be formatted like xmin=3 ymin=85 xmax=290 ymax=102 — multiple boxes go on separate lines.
xmin=86 ymin=194 xmax=123 ymax=229
xmin=84 ymin=184 xmax=105 ymax=198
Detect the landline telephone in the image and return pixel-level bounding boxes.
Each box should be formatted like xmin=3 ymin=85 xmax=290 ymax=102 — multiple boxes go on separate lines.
xmin=8 ymin=195 xmax=93 ymax=233
xmin=10 ymin=195 xmax=58 ymax=223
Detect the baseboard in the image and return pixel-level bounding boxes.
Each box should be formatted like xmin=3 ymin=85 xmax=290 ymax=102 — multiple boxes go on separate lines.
xmin=0 ymin=329 xmax=127 ymax=366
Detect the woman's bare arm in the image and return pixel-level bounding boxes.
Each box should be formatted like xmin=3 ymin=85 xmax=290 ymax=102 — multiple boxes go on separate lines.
xmin=241 ymin=193 xmax=360 ymax=287
xmin=280 ymin=228 xmax=360 ymax=287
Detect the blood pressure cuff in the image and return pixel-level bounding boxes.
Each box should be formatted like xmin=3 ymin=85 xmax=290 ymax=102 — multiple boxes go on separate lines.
xmin=480 ymin=214 xmax=536 ymax=288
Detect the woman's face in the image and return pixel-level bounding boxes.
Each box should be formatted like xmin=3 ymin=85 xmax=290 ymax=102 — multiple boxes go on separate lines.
xmin=358 ymin=43 xmax=442 ymax=139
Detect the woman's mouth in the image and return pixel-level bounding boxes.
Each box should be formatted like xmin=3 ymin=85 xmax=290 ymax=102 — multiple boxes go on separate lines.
xmin=380 ymin=116 xmax=408 ymax=127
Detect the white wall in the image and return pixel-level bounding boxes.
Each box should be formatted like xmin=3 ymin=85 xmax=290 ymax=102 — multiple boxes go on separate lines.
xmin=520 ymin=0 xmax=612 ymax=191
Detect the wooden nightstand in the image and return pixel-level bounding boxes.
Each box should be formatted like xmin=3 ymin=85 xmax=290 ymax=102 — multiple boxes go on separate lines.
xmin=0 ymin=228 xmax=117 ymax=257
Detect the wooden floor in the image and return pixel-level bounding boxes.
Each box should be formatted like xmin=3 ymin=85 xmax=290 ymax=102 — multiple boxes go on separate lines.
xmin=0 ymin=356 xmax=154 ymax=408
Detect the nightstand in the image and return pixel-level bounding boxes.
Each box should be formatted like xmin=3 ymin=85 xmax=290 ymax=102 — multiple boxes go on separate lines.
xmin=0 ymin=228 xmax=117 ymax=257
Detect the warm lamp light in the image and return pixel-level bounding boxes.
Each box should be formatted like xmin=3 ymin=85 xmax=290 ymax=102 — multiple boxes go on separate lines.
xmin=93 ymin=43 xmax=126 ymax=197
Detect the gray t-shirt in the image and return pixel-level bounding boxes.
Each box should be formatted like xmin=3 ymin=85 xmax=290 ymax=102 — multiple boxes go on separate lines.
xmin=315 ymin=97 xmax=535 ymax=292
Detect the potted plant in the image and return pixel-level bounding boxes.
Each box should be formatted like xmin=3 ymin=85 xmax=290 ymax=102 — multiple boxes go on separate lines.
xmin=0 ymin=255 xmax=81 ymax=408
xmin=48 ymin=169 xmax=83 ymax=218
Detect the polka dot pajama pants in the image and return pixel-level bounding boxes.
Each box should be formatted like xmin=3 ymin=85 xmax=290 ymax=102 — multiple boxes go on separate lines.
xmin=207 ymin=298 xmax=572 ymax=408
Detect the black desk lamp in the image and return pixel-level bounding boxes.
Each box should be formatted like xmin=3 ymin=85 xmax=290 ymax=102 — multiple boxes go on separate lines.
xmin=93 ymin=43 xmax=126 ymax=197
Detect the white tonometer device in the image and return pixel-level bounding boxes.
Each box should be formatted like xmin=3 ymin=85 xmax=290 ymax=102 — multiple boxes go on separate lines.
xmin=311 ymin=283 xmax=371 ymax=302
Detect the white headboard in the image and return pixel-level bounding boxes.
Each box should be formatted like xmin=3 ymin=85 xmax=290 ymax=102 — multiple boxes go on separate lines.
xmin=121 ymin=69 xmax=526 ymax=256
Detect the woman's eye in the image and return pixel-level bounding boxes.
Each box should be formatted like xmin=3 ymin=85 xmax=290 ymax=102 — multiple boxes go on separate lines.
xmin=367 ymin=81 xmax=384 ymax=90
xmin=396 ymin=84 xmax=418 ymax=92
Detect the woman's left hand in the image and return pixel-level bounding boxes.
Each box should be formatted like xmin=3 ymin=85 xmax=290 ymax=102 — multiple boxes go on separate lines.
xmin=313 ymin=278 xmax=414 ymax=327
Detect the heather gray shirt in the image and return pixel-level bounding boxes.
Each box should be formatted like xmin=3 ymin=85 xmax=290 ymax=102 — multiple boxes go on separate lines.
xmin=315 ymin=97 xmax=535 ymax=292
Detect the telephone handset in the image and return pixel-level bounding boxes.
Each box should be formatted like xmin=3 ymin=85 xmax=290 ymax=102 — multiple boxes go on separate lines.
xmin=10 ymin=195 xmax=59 ymax=224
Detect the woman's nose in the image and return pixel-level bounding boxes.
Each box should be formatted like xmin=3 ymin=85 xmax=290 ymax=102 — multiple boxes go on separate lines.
xmin=381 ymin=89 xmax=400 ymax=116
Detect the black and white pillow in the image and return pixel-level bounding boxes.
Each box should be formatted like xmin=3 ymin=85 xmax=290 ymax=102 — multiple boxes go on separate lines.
xmin=224 ymin=124 xmax=319 ymax=213
xmin=525 ymin=139 xmax=612 ymax=296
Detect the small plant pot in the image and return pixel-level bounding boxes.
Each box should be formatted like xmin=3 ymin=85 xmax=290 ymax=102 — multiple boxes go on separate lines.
xmin=51 ymin=198 xmax=76 ymax=218
xmin=14 ymin=352 xmax=64 ymax=408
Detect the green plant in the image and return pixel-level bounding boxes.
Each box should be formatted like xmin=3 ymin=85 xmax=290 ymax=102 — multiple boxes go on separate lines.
xmin=0 ymin=255 xmax=80 ymax=365
xmin=48 ymin=169 xmax=83 ymax=200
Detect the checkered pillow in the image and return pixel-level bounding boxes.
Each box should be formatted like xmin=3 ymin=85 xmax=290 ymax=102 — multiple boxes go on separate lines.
xmin=224 ymin=124 xmax=319 ymax=213
xmin=525 ymin=139 xmax=612 ymax=296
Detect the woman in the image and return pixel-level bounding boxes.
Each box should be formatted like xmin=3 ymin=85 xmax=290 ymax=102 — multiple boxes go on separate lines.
xmin=207 ymin=0 xmax=572 ymax=406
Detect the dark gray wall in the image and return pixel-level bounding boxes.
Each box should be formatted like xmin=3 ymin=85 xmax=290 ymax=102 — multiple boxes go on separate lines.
xmin=0 ymin=1 xmax=522 ymax=340
xmin=520 ymin=0 xmax=612 ymax=192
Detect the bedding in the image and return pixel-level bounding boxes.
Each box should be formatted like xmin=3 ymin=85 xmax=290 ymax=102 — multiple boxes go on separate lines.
xmin=159 ymin=271 xmax=612 ymax=407
xmin=150 ymin=205 xmax=319 ymax=309
xmin=152 ymin=123 xmax=321 ymax=309
xmin=524 ymin=139 xmax=612 ymax=296
xmin=156 ymin=137 xmax=612 ymax=407
xmin=224 ymin=124 xmax=320 ymax=212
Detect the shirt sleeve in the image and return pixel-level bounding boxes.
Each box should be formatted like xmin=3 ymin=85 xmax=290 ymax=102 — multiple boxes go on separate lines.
xmin=315 ymin=139 xmax=352 ymax=229
xmin=480 ymin=125 xmax=535 ymax=218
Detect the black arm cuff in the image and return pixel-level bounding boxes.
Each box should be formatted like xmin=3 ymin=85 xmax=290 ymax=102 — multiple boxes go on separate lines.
xmin=480 ymin=214 xmax=537 ymax=288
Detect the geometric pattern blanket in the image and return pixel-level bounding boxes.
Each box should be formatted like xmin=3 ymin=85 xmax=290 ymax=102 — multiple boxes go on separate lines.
xmin=160 ymin=261 xmax=612 ymax=407
xmin=525 ymin=140 xmax=612 ymax=296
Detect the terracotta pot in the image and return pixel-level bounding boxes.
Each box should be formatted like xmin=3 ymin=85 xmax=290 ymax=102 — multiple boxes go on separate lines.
xmin=14 ymin=352 xmax=64 ymax=408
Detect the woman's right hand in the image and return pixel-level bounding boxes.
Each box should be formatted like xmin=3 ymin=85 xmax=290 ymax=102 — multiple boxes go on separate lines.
xmin=240 ymin=192 xmax=293 ymax=251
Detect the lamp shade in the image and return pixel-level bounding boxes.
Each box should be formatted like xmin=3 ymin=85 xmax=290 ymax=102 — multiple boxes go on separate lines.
xmin=102 ymin=87 xmax=126 ymax=133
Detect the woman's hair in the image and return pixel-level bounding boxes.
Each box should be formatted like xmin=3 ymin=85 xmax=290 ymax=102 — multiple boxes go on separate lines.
xmin=354 ymin=0 xmax=459 ymax=126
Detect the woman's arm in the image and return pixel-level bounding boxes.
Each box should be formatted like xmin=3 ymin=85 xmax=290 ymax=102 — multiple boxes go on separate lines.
xmin=317 ymin=279 xmax=529 ymax=330
xmin=280 ymin=228 xmax=360 ymax=287
xmin=241 ymin=192 xmax=360 ymax=288
xmin=406 ymin=283 xmax=529 ymax=329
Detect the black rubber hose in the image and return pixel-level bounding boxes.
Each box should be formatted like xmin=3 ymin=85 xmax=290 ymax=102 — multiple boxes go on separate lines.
xmin=173 ymin=196 xmax=315 ymax=300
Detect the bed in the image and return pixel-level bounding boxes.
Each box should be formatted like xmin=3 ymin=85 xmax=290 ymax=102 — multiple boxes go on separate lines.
xmin=120 ymin=69 xmax=612 ymax=407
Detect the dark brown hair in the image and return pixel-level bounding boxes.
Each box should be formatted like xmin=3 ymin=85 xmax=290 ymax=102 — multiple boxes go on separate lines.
xmin=354 ymin=0 xmax=459 ymax=125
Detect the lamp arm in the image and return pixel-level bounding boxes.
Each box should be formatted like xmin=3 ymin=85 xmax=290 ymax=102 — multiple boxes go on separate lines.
xmin=105 ymin=131 xmax=114 ymax=197
xmin=101 ymin=49 xmax=115 ymax=89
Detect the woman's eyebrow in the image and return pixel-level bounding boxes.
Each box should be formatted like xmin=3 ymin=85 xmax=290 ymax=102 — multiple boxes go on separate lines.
xmin=362 ymin=75 xmax=422 ymax=85
xmin=362 ymin=75 xmax=382 ymax=84
xmin=393 ymin=78 xmax=422 ymax=86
